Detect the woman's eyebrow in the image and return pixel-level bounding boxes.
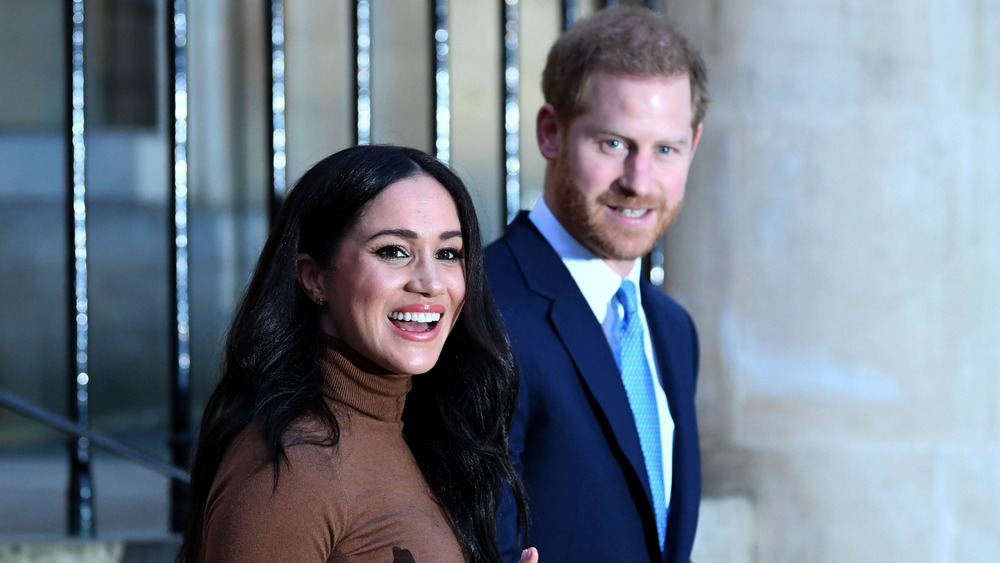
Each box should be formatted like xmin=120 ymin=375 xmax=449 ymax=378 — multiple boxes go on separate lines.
xmin=368 ymin=229 xmax=463 ymax=241
xmin=369 ymin=228 xmax=417 ymax=240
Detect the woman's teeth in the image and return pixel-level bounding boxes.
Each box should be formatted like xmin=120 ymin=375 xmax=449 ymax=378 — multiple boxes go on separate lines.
xmin=388 ymin=311 xmax=442 ymax=323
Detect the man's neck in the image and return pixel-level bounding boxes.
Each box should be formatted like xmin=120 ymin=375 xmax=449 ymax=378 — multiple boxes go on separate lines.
xmin=604 ymin=257 xmax=637 ymax=279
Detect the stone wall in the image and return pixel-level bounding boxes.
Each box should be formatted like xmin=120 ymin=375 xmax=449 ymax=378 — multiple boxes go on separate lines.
xmin=666 ymin=1 xmax=1000 ymax=560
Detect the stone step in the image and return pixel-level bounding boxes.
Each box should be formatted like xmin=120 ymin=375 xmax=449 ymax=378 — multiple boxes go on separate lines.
xmin=0 ymin=537 xmax=181 ymax=563
xmin=0 ymin=435 xmax=174 ymax=539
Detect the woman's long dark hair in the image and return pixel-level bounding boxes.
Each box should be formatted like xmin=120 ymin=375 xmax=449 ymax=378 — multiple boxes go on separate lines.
xmin=178 ymin=145 xmax=528 ymax=562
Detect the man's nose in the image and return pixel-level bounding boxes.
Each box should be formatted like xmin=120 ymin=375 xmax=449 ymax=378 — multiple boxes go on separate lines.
xmin=618 ymin=151 xmax=653 ymax=196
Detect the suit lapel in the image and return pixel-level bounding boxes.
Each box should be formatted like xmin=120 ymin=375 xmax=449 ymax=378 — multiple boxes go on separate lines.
xmin=641 ymin=280 xmax=681 ymax=434
xmin=642 ymin=280 xmax=693 ymax=560
xmin=504 ymin=214 xmax=653 ymax=503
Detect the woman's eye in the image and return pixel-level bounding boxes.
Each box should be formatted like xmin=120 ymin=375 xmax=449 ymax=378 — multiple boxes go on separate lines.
xmin=436 ymin=248 xmax=463 ymax=261
xmin=375 ymin=245 xmax=409 ymax=260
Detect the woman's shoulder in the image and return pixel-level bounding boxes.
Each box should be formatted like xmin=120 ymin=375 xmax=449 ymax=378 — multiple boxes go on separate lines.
xmin=211 ymin=424 xmax=339 ymax=491
xmin=201 ymin=423 xmax=353 ymax=559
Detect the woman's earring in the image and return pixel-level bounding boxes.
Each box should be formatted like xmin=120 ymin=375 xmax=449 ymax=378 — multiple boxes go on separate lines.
xmin=315 ymin=297 xmax=325 ymax=306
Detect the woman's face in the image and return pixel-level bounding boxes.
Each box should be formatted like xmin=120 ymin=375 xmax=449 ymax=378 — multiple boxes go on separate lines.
xmin=310 ymin=174 xmax=466 ymax=375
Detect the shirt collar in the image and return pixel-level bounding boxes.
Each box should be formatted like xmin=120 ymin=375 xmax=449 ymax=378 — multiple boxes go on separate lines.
xmin=528 ymin=197 xmax=643 ymax=324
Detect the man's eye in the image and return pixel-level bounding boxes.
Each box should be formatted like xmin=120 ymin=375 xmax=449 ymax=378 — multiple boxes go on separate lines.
xmin=436 ymin=248 xmax=464 ymax=261
xmin=603 ymin=139 xmax=622 ymax=149
xmin=375 ymin=246 xmax=409 ymax=260
xmin=658 ymin=146 xmax=674 ymax=155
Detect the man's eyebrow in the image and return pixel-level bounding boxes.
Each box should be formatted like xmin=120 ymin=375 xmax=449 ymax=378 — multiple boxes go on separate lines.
xmin=368 ymin=229 xmax=463 ymax=241
xmin=661 ymin=136 xmax=692 ymax=148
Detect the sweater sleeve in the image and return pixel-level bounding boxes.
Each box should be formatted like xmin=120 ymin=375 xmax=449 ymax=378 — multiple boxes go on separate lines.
xmin=201 ymin=429 xmax=344 ymax=562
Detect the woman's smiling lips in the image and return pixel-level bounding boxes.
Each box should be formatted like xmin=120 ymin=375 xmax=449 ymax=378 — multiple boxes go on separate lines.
xmin=387 ymin=304 xmax=447 ymax=341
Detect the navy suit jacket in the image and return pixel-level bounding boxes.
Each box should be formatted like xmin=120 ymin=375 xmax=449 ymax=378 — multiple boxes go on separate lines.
xmin=486 ymin=213 xmax=701 ymax=563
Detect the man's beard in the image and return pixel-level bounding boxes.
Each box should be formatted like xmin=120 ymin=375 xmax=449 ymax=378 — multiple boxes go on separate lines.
xmin=551 ymin=165 xmax=679 ymax=261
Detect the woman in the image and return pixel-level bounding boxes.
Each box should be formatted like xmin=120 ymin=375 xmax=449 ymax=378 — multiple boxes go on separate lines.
xmin=178 ymin=145 xmax=536 ymax=562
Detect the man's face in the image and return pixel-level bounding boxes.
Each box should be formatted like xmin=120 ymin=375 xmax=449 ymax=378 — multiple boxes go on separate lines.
xmin=540 ymin=72 xmax=702 ymax=275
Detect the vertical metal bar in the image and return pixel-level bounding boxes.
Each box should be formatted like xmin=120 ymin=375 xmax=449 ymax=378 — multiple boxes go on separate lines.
xmin=647 ymin=0 xmax=666 ymax=285
xmin=353 ymin=0 xmax=372 ymax=145
xmin=431 ymin=0 xmax=450 ymax=164
xmin=561 ymin=0 xmax=577 ymax=30
xmin=66 ymin=0 xmax=95 ymax=538
xmin=269 ymin=0 xmax=287 ymax=218
xmin=645 ymin=246 xmax=666 ymax=287
xmin=168 ymin=0 xmax=192 ymax=533
xmin=502 ymin=0 xmax=520 ymax=224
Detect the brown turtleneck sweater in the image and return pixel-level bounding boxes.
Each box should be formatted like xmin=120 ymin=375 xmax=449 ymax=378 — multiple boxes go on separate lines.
xmin=200 ymin=338 xmax=465 ymax=562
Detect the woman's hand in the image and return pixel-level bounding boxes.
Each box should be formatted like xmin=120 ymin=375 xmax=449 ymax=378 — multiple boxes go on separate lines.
xmin=519 ymin=547 xmax=539 ymax=563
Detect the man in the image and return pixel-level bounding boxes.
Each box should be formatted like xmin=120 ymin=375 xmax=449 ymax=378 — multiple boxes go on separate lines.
xmin=486 ymin=6 xmax=708 ymax=563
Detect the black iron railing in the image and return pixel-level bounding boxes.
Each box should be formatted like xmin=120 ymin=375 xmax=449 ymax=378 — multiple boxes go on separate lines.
xmin=167 ymin=0 xmax=193 ymax=534
xmin=0 ymin=390 xmax=190 ymax=484
xmin=1 ymin=0 xmax=668 ymax=541
xmin=65 ymin=0 xmax=94 ymax=537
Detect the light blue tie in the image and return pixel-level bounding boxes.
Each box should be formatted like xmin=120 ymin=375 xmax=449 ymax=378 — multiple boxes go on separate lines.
xmin=616 ymin=280 xmax=666 ymax=548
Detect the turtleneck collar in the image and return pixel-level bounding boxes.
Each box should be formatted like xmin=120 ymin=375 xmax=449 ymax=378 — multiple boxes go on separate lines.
xmin=320 ymin=335 xmax=412 ymax=423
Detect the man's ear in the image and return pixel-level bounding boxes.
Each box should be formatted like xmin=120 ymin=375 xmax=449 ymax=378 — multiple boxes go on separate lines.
xmin=296 ymin=253 xmax=325 ymax=303
xmin=689 ymin=122 xmax=703 ymax=161
xmin=536 ymin=104 xmax=563 ymax=160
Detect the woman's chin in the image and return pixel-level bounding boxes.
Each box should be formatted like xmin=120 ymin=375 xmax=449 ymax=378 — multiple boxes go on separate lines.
xmin=377 ymin=346 xmax=446 ymax=376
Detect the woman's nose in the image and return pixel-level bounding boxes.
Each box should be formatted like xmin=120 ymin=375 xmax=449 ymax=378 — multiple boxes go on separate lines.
xmin=405 ymin=257 xmax=446 ymax=296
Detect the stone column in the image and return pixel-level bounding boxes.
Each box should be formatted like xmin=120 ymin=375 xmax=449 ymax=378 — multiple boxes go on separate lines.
xmin=667 ymin=1 xmax=1000 ymax=560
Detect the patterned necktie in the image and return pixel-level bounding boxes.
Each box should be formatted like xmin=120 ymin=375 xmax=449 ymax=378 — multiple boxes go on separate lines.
xmin=615 ymin=280 xmax=666 ymax=549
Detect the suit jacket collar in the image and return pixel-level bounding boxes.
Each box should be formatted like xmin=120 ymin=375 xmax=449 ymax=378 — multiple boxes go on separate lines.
xmin=642 ymin=280 xmax=695 ymax=561
xmin=641 ymin=281 xmax=680 ymax=440
xmin=504 ymin=213 xmax=656 ymax=511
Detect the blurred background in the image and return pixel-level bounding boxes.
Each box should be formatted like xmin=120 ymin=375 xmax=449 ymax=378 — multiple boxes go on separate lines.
xmin=0 ymin=0 xmax=997 ymax=561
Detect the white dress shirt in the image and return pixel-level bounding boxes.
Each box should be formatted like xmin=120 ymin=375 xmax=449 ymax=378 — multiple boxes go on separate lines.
xmin=528 ymin=199 xmax=674 ymax=511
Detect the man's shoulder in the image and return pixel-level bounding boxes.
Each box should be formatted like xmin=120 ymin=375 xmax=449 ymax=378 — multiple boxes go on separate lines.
xmin=484 ymin=217 xmax=559 ymax=282
xmin=485 ymin=214 xmax=532 ymax=258
xmin=642 ymin=281 xmax=696 ymax=331
xmin=642 ymin=281 xmax=688 ymax=313
xmin=483 ymin=226 xmax=570 ymax=326
xmin=484 ymin=232 xmax=511 ymax=263
xmin=484 ymin=232 xmax=518 ymax=282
